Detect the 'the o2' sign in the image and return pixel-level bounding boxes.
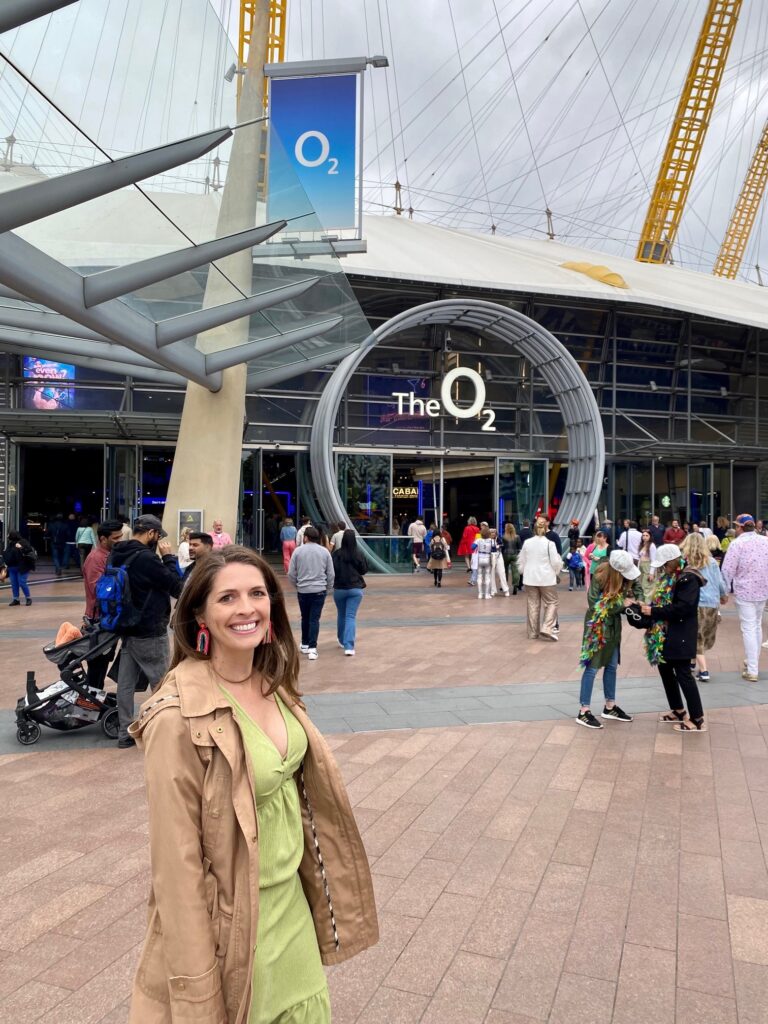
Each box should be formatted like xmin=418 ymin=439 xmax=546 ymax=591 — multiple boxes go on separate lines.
xmin=392 ymin=367 xmax=496 ymax=431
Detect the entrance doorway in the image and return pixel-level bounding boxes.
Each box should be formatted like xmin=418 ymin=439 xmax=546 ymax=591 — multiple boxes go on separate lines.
xmin=20 ymin=444 xmax=103 ymax=549
xmin=240 ymin=450 xmax=298 ymax=551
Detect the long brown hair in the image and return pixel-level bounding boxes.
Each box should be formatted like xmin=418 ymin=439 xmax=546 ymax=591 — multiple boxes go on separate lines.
xmin=170 ymin=546 xmax=302 ymax=701
xmin=594 ymin=560 xmax=627 ymax=600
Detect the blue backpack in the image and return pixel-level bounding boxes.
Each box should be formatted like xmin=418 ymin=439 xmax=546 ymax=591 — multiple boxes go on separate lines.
xmin=95 ymin=551 xmax=143 ymax=633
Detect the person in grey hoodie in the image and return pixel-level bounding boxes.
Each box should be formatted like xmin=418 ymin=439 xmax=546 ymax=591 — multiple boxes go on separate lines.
xmin=287 ymin=526 xmax=334 ymax=660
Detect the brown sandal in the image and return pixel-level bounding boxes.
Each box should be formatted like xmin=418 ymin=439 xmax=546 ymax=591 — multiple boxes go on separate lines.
xmin=658 ymin=710 xmax=686 ymax=724
xmin=673 ymin=718 xmax=707 ymax=733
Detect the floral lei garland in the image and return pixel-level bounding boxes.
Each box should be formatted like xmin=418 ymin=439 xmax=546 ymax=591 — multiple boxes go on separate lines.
xmin=579 ymin=592 xmax=625 ymax=667
xmin=643 ymin=559 xmax=684 ymax=665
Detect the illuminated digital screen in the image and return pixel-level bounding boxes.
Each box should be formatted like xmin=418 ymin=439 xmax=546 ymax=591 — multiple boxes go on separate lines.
xmin=23 ymin=358 xmax=75 ymax=410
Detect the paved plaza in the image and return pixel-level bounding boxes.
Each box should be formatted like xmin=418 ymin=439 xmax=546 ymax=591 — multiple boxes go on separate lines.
xmin=1 ymin=566 xmax=768 ymax=1022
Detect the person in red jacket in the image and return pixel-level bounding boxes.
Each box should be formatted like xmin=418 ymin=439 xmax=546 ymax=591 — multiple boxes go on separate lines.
xmin=457 ymin=516 xmax=479 ymax=574
xmin=663 ymin=519 xmax=686 ymax=545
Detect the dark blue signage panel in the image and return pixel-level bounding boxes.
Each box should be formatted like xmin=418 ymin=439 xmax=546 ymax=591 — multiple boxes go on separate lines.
xmin=267 ymin=74 xmax=358 ymax=231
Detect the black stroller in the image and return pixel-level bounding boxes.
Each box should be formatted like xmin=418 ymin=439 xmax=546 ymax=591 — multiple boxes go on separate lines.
xmin=15 ymin=626 xmax=120 ymax=745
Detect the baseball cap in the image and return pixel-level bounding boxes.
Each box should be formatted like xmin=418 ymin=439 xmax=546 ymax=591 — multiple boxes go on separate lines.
xmin=735 ymin=514 xmax=755 ymax=527
xmin=609 ymin=549 xmax=640 ymax=580
xmin=650 ymin=543 xmax=681 ymax=569
xmin=133 ymin=514 xmax=167 ymax=538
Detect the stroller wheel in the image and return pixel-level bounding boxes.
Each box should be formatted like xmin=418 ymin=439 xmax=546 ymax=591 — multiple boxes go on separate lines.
xmin=17 ymin=721 xmax=41 ymax=745
xmin=101 ymin=708 xmax=119 ymax=740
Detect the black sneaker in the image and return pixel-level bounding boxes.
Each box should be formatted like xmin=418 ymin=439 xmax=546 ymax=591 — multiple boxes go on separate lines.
xmin=576 ymin=709 xmax=603 ymax=729
xmin=8 ymin=599 xmax=19 ymax=606
xmin=117 ymin=737 xmax=136 ymax=749
xmin=601 ymin=705 xmax=633 ymax=722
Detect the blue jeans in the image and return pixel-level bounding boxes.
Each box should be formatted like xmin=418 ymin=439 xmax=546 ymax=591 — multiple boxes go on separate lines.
xmin=297 ymin=591 xmax=326 ymax=648
xmin=8 ymin=567 xmax=30 ymax=600
xmin=51 ymin=544 xmax=67 ymax=571
xmin=334 ymin=588 xmax=364 ymax=650
xmin=579 ymin=646 xmax=618 ymax=707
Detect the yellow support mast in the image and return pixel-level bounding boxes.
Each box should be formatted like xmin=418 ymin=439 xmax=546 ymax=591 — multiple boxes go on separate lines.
xmin=238 ymin=0 xmax=287 ymax=109
xmin=636 ymin=0 xmax=743 ymax=264
xmin=713 ymin=117 xmax=768 ymax=279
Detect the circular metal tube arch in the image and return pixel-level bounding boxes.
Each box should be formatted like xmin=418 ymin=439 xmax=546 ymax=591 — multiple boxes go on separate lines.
xmin=310 ymin=299 xmax=605 ymax=569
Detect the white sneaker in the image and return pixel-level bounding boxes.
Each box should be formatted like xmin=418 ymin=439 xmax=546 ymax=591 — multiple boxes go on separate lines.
xmin=308 ymin=649 xmax=318 ymax=661
xmin=344 ymin=649 xmax=355 ymax=656
xmin=300 ymin=644 xmax=309 ymax=654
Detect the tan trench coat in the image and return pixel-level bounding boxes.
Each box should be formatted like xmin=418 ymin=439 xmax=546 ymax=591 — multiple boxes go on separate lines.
xmin=127 ymin=658 xmax=378 ymax=1024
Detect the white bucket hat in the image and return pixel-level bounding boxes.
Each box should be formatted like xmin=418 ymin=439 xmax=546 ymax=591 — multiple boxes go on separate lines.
xmin=650 ymin=543 xmax=682 ymax=569
xmin=609 ymin=549 xmax=640 ymax=580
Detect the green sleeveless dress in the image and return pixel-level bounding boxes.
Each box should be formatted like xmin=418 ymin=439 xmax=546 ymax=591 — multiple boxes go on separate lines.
xmin=220 ymin=688 xmax=331 ymax=1024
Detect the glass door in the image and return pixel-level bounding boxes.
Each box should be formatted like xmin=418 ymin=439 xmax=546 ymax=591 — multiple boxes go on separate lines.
xmin=688 ymin=463 xmax=713 ymax=527
xmin=104 ymin=444 xmax=139 ymax=522
xmin=498 ymin=459 xmax=548 ymax=528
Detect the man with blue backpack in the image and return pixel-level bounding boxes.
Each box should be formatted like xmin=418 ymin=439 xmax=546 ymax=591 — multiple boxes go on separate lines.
xmin=99 ymin=514 xmax=183 ymax=748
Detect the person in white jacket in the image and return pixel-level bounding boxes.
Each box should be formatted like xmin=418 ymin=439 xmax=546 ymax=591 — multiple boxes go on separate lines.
xmin=517 ymin=518 xmax=563 ymax=641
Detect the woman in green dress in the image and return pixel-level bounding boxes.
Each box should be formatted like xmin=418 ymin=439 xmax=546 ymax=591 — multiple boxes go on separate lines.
xmin=129 ymin=547 xmax=378 ymax=1024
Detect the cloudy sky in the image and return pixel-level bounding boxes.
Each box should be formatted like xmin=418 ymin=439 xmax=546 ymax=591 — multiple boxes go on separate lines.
xmin=3 ymin=0 xmax=768 ymax=280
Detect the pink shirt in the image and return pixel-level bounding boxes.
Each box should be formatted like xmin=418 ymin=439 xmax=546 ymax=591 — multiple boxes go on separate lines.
xmin=722 ymin=532 xmax=768 ymax=602
xmin=211 ymin=531 xmax=233 ymax=548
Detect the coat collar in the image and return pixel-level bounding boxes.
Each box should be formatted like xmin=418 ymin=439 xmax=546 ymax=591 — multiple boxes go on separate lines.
xmin=169 ymin=657 xmax=303 ymax=719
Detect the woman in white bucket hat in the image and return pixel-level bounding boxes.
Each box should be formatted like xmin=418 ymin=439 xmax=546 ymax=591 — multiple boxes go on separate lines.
xmin=576 ymin=550 xmax=643 ymax=729
xmin=640 ymin=543 xmax=707 ymax=732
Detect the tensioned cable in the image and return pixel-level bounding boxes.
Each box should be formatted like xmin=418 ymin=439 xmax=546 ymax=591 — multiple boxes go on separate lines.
xmin=575 ymin=0 xmax=650 ymax=200
xmin=364 ymin=0 xmax=543 ymax=172
xmin=384 ymin=0 xmax=412 ymax=212
xmin=446 ymin=0 xmax=494 ymax=228
xmin=94 ymin=0 xmax=131 ymax=151
xmin=491 ymin=0 xmax=548 ymax=214
xmin=404 ymin=0 xmax=568 ymax=197
xmin=375 ymin=0 xmax=401 ymax=203
xmin=362 ymin=0 xmax=385 ymax=208
xmin=430 ymin=0 xmax=613 ymax=226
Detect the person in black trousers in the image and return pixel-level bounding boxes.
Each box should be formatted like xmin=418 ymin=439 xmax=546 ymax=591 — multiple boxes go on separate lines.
xmin=640 ymin=543 xmax=706 ymax=732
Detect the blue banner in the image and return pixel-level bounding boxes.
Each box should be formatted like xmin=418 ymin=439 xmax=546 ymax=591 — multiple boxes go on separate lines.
xmin=267 ymin=74 xmax=358 ymax=231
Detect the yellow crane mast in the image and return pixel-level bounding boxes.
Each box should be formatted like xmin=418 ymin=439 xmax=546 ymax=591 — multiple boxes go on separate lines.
xmin=238 ymin=0 xmax=288 ymax=108
xmin=635 ymin=0 xmax=743 ymax=264
xmin=713 ymin=117 xmax=768 ymax=279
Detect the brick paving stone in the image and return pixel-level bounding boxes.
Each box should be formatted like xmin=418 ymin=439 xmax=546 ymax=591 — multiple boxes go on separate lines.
xmin=734 ymin=961 xmax=768 ymax=1024
xmin=720 ymin=838 xmax=768 ymax=899
xmin=420 ymin=950 xmax=505 ymax=1024
xmin=355 ymin=986 xmax=429 ymax=1024
xmin=462 ymin=887 xmax=534 ymax=960
xmin=677 ymin=913 xmax=735 ymax=999
xmin=0 ymin=979 xmax=71 ymax=1024
xmin=492 ymin=909 xmax=574 ymax=1020
xmin=678 ymin=851 xmax=727 ymax=920
xmin=564 ymin=884 xmax=630 ymax=983
xmin=383 ymin=892 xmax=482 ymax=996
xmin=549 ymin=972 xmax=616 ymax=1024
xmin=727 ymin=894 xmax=768 ymax=965
xmin=613 ymin=944 xmax=676 ymax=1024
xmin=675 ymin=990 xmax=738 ymax=1024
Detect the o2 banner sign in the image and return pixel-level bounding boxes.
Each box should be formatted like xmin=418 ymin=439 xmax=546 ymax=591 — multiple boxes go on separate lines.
xmin=267 ymin=74 xmax=359 ymax=232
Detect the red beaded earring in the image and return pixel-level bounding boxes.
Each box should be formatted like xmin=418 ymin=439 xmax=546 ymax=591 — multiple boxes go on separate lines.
xmin=264 ymin=620 xmax=273 ymax=645
xmin=196 ymin=622 xmax=210 ymax=656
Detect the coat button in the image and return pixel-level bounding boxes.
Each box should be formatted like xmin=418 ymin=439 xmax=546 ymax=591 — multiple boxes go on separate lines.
xmin=178 ymin=982 xmax=185 ymax=990
xmin=195 ymin=731 xmax=201 ymax=738
xmin=252 ymin=835 xmax=257 ymax=843
xmin=217 ymin=727 xmax=223 ymax=733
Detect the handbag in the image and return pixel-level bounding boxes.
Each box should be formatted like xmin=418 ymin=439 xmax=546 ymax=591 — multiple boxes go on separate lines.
xmin=624 ymin=603 xmax=652 ymax=629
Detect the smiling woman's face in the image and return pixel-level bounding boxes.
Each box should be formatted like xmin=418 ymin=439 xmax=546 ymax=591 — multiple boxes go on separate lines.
xmin=201 ymin=563 xmax=271 ymax=657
